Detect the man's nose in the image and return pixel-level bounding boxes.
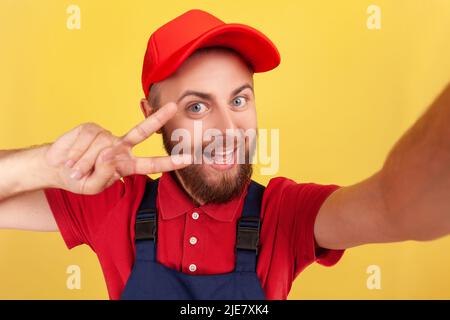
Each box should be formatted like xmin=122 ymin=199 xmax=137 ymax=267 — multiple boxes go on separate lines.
xmin=211 ymin=104 xmax=238 ymax=133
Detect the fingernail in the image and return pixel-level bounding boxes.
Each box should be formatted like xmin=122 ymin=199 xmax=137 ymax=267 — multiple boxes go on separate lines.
xmin=65 ymin=159 xmax=75 ymax=168
xmin=70 ymin=169 xmax=82 ymax=180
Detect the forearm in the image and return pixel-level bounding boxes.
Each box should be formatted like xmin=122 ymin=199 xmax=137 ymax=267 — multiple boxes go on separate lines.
xmin=380 ymin=83 xmax=450 ymax=241
xmin=0 ymin=144 xmax=61 ymax=201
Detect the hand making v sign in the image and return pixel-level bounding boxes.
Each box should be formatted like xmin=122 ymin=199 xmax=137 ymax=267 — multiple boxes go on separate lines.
xmin=44 ymin=102 xmax=191 ymax=195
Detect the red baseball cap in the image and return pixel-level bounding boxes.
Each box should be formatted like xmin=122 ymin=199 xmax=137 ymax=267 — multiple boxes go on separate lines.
xmin=141 ymin=9 xmax=281 ymax=98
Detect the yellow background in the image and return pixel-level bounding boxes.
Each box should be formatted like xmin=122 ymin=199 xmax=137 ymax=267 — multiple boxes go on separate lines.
xmin=1 ymin=0 xmax=450 ymax=299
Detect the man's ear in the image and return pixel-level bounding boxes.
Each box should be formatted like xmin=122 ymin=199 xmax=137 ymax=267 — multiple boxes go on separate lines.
xmin=139 ymin=98 xmax=162 ymax=134
xmin=140 ymin=98 xmax=152 ymax=117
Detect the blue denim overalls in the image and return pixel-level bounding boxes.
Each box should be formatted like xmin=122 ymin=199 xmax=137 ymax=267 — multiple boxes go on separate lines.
xmin=121 ymin=178 xmax=266 ymax=300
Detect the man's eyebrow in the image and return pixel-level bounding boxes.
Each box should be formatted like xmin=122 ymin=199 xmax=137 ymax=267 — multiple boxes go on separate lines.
xmin=231 ymin=83 xmax=254 ymax=98
xmin=176 ymin=90 xmax=212 ymax=104
xmin=176 ymin=83 xmax=254 ymax=104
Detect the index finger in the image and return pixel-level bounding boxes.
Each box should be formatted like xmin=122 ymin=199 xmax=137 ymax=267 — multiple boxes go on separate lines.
xmin=120 ymin=102 xmax=178 ymax=146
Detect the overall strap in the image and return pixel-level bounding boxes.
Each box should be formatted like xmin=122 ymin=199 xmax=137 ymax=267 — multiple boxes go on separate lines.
xmin=235 ymin=181 xmax=265 ymax=272
xmin=134 ymin=178 xmax=159 ymax=261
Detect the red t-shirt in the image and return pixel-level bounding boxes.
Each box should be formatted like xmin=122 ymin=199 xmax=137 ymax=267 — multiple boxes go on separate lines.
xmin=43 ymin=172 xmax=345 ymax=300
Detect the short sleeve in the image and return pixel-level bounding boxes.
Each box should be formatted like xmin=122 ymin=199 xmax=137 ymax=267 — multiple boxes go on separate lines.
xmin=287 ymin=181 xmax=345 ymax=278
xmin=43 ymin=179 xmax=125 ymax=250
xmin=263 ymin=177 xmax=344 ymax=288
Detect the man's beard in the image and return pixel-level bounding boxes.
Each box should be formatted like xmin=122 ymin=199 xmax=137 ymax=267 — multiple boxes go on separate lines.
xmin=162 ymin=130 xmax=253 ymax=205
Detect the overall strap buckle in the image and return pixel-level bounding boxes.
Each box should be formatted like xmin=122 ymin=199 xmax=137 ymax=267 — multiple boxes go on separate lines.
xmin=134 ymin=178 xmax=159 ymax=242
xmin=135 ymin=209 xmax=157 ymax=241
xmin=236 ymin=216 xmax=261 ymax=254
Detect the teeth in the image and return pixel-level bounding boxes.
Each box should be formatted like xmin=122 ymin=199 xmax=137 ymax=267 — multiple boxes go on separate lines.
xmin=205 ymin=150 xmax=234 ymax=164
xmin=214 ymin=149 xmax=234 ymax=156
xmin=214 ymin=152 xmax=233 ymax=164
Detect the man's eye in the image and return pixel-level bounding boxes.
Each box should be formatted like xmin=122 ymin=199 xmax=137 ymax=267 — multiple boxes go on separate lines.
xmin=187 ymin=102 xmax=207 ymax=114
xmin=232 ymin=96 xmax=247 ymax=108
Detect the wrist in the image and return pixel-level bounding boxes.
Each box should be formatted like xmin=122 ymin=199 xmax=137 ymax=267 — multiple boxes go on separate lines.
xmin=32 ymin=143 xmax=63 ymax=189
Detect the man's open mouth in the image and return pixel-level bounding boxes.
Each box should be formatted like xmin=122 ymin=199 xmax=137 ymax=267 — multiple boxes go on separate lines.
xmin=209 ymin=148 xmax=235 ymax=164
xmin=203 ymin=147 xmax=235 ymax=163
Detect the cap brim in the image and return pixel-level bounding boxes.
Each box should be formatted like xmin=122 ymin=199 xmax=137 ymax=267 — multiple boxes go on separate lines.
xmin=149 ymin=23 xmax=281 ymax=86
